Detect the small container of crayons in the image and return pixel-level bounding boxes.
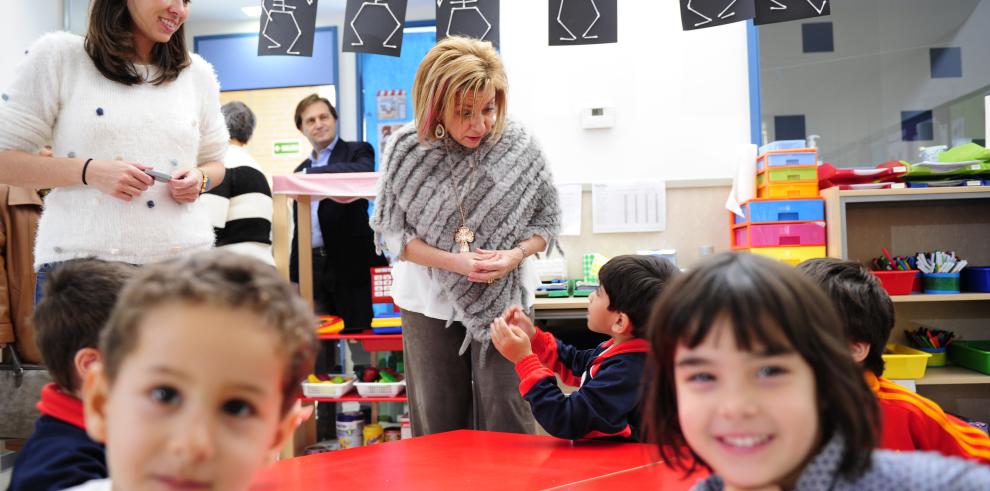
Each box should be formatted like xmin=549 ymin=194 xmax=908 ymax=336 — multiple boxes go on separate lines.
xmin=916 ymin=251 xmax=966 ymax=294
xmin=906 ymin=327 xmax=954 ymax=367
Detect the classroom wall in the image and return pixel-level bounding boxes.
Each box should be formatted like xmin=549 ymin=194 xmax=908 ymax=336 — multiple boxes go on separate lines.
xmin=0 ymin=1 xmax=63 ymax=90
xmin=760 ymin=0 xmax=990 ymax=165
xmin=499 ymin=2 xmax=752 ymax=183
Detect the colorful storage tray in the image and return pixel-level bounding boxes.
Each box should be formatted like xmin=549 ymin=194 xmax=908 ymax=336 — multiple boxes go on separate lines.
xmin=732 ymin=221 xmax=826 ymax=249
xmin=734 ymin=198 xmax=825 ymax=225
xmin=756 ymin=149 xmax=817 ymax=170
xmin=759 ymin=140 xmax=806 ymax=154
xmin=882 ymin=344 xmax=932 ymax=379
xmin=743 ymin=245 xmax=826 ymax=266
xmin=757 ymin=181 xmax=820 ymax=198
xmin=948 ymin=341 xmax=990 ymax=375
xmin=757 ymin=165 xmax=818 ymax=186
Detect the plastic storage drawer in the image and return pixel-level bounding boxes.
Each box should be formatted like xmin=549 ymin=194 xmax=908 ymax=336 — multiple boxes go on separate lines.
xmin=757 ymin=181 xmax=820 ymax=198
xmin=882 ymin=344 xmax=932 ymax=379
xmin=757 ymin=149 xmax=817 ymax=169
xmin=743 ymin=245 xmax=826 ymax=266
xmin=962 ymin=267 xmax=990 ymax=292
xmin=732 ymin=221 xmax=826 ymax=248
xmin=948 ymin=341 xmax=990 ymax=375
xmin=757 ymin=166 xmax=818 ymax=186
xmin=734 ymin=198 xmax=825 ymax=224
xmin=759 ymin=140 xmax=807 ymax=154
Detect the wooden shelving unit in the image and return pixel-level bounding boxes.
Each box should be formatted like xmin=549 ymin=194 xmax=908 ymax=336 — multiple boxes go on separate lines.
xmin=891 ymin=293 xmax=990 ymax=303
xmin=821 ymin=186 xmax=990 ymax=420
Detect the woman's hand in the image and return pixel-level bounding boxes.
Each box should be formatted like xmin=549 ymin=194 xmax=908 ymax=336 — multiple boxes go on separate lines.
xmin=168 ymin=167 xmax=203 ymax=204
xmin=469 ymin=248 xmax=525 ymax=283
xmin=87 ymin=159 xmax=154 ymax=202
xmin=449 ymin=250 xmax=496 ymax=276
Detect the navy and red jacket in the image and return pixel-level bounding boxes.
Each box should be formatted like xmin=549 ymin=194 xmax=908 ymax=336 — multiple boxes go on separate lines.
xmin=514 ymin=328 xmax=649 ymax=441
xmin=9 ymin=383 xmax=107 ymax=491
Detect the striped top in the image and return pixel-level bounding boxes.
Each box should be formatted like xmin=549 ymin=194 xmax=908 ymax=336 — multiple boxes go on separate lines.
xmin=201 ymin=145 xmax=274 ymax=265
xmin=868 ymin=372 xmax=990 ymax=463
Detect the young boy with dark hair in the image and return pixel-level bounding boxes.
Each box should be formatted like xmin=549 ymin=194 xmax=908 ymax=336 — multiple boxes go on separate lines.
xmin=491 ymin=255 xmax=679 ymax=441
xmin=798 ymin=258 xmax=990 ymax=463
xmin=10 ymin=259 xmax=135 ymax=491
xmin=68 ymin=251 xmax=317 ymax=491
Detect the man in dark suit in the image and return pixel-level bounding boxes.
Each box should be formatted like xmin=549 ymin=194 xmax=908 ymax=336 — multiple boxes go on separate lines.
xmin=291 ymin=94 xmax=388 ymax=438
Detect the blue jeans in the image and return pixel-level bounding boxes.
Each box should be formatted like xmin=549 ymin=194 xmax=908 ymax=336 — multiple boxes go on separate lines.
xmin=34 ymin=262 xmax=60 ymax=306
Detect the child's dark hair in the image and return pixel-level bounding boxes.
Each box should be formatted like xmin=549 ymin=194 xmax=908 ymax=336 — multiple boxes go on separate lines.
xmin=33 ymin=259 xmax=136 ymax=393
xmin=598 ymin=255 xmax=679 ymax=338
xmin=645 ymin=253 xmax=877 ymax=479
xmin=101 ymin=251 xmax=318 ymax=415
xmin=797 ymin=258 xmax=894 ymax=377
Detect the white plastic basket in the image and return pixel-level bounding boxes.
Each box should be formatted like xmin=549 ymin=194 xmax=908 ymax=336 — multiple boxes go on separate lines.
xmin=353 ymin=379 xmax=406 ymax=397
xmin=301 ymin=376 xmax=355 ymax=398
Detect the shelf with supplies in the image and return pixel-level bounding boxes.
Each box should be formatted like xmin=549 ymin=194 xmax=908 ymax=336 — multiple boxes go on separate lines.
xmin=890 ymin=293 xmax=990 ymax=303
xmin=532 ymin=296 xmax=590 ymax=321
xmin=822 ymin=185 xmax=990 ymax=422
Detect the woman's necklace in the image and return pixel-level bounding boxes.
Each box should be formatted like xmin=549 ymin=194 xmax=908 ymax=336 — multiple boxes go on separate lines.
xmin=445 ymin=142 xmax=479 ymax=253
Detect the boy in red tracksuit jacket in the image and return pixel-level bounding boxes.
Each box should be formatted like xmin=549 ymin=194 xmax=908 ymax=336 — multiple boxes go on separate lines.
xmin=492 ymin=255 xmax=678 ymax=441
xmin=799 ymin=258 xmax=990 ymax=463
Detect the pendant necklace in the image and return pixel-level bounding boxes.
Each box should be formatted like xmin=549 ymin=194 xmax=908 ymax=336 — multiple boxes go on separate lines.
xmin=445 ymin=142 xmax=479 ymax=253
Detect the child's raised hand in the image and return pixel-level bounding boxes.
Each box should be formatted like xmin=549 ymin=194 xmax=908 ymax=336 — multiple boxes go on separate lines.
xmin=491 ymin=317 xmax=533 ymax=363
xmin=501 ymin=304 xmax=535 ymax=340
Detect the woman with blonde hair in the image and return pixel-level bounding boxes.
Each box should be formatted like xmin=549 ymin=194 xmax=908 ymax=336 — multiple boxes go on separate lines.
xmin=371 ymin=36 xmax=561 ymax=435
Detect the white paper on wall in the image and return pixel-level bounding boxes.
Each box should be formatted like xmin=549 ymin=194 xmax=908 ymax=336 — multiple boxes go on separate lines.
xmin=591 ymin=181 xmax=666 ymax=233
xmin=555 ymin=183 xmax=583 ymax=236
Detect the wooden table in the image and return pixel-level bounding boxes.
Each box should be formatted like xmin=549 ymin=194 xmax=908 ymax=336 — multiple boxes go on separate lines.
xmin=251 ymin=430 xmax=705 ymax=490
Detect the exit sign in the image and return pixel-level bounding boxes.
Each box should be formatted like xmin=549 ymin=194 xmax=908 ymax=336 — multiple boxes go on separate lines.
xmin=273 ymin=140 xmax=302 ymax=156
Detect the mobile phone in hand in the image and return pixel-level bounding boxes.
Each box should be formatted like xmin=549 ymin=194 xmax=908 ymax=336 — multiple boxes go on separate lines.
xmin=144 ymin=169 xmax=173 ymax=183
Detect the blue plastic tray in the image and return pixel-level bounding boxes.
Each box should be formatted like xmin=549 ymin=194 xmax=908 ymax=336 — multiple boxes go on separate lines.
xmin=735 ymin=198 xmax=825 ymax=224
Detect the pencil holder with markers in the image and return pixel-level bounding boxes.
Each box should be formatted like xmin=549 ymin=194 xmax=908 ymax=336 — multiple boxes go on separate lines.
xmin=915 ymin=251 xmax=966 ymax=294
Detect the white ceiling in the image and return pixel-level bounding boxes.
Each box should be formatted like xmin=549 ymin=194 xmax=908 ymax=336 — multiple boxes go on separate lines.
xmin=190 ymin=0 xmax=436 ymax=23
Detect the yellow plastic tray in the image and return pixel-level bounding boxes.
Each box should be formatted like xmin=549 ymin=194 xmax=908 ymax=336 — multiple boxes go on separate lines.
xmin=744 ymin=246 xmax=827 ymax=266
xmin=882 ymin=344 xmax=932 ymax=379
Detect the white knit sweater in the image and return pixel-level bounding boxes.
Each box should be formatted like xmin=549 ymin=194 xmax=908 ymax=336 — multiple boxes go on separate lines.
xmin=0 ymin=32 xmax=228 ymax=267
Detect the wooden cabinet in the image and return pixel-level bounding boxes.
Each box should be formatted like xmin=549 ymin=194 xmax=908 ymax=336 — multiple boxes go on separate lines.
xmin=822 ymin=186 xmax=990 ymax=421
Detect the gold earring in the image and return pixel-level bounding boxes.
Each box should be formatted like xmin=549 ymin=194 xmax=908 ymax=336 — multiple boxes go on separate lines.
xmin=434 ymin=123 xmax=446 ymax=139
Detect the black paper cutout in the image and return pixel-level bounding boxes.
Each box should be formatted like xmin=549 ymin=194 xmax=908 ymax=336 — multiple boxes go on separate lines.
xmin=342 ymin=0 xmax=409 ymax=57
xmin=754 ymin=0 xmax=830 ymax=26
xmin=680 ymin=0 xmax=755 ymax=31
xmin=549 ymin=0 xmax=617 ymax=46
xmin=436 ymin=0 xmax=500 ymax=48
xmin=258 ymin=0 xmax=319 ymax=56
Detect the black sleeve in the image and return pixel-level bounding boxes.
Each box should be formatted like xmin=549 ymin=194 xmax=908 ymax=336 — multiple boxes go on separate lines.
xmin=308 ymin=142 xmax=375 ymax=174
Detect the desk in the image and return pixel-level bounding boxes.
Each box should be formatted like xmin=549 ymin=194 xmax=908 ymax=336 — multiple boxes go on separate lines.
xmin=252 ymin=430 xmax=703 ymax=490
xmin=532 ymin=297 xmax=589 ymax=321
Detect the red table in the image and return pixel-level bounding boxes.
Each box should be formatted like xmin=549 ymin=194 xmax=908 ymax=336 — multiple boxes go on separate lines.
xmin=251 ymin=430 xmax=704 ymax=490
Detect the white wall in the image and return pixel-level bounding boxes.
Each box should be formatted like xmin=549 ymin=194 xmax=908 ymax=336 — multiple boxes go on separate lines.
xmin=500 ymin=1 xmax=751 ymax=182
xmin=760 ymin=0 xmax=990 ymax=165
xmin=0 ymin=1 xmax=63 ymax=89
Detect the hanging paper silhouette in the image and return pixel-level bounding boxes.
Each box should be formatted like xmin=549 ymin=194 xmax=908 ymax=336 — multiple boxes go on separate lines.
xmin=342 ymin=0 xmax=409 ymax=57
xmin=258 ymin=0 xmax=319 ymax=56
xmin=549 ymin=0 xmax=617 ymax=46
xmin=436 ymin=0 xmax=500 ymax=48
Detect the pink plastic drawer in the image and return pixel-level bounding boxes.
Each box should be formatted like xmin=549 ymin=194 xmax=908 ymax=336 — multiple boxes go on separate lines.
xmin=733 ymin=222 xmax=826 ymax=248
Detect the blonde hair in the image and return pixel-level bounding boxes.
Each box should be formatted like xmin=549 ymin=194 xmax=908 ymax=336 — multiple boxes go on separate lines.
xmin=412 ymin=36 xmax=508 ymax=142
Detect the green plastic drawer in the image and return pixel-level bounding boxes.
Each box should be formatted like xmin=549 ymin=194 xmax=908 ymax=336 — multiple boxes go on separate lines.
xmin=757 ymin=166 xmax=819 ymax=186
xmin=948 ymin=340 xmax=990 ymax=375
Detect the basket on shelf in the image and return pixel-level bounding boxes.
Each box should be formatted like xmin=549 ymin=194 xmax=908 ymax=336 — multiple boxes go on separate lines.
xmin=301 ymin=375 xmax=355 ymax=398
xmin=354 ymin=380 xmax=406 ymax=397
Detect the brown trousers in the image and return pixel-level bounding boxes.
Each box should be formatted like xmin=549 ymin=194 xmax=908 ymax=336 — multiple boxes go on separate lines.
xmin=400 ymin=309 xmax=536 ymax=436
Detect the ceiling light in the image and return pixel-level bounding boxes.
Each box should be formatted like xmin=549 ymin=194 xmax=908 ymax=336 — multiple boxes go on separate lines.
xmin=242 ymin=6 xmax=262 ymax=17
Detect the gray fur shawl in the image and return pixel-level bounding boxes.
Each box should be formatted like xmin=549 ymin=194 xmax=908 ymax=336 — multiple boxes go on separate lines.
xmin=370 ymin=118 xmax=561 ymax=354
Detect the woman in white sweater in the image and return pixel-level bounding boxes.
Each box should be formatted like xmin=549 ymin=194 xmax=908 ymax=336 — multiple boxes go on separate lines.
xmin=0 ymin=0 xmax=227 ymax=284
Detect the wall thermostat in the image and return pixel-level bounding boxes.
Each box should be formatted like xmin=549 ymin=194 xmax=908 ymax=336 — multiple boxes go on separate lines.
xmin=581 ymin=106 xmax=615 ymax=129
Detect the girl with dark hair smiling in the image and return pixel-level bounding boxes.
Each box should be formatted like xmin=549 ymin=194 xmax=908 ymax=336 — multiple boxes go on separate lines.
xmin=645 ymin=253 xmax=990 ymax=491
xmin=0 ymin=0 xmax=226 ymax=290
